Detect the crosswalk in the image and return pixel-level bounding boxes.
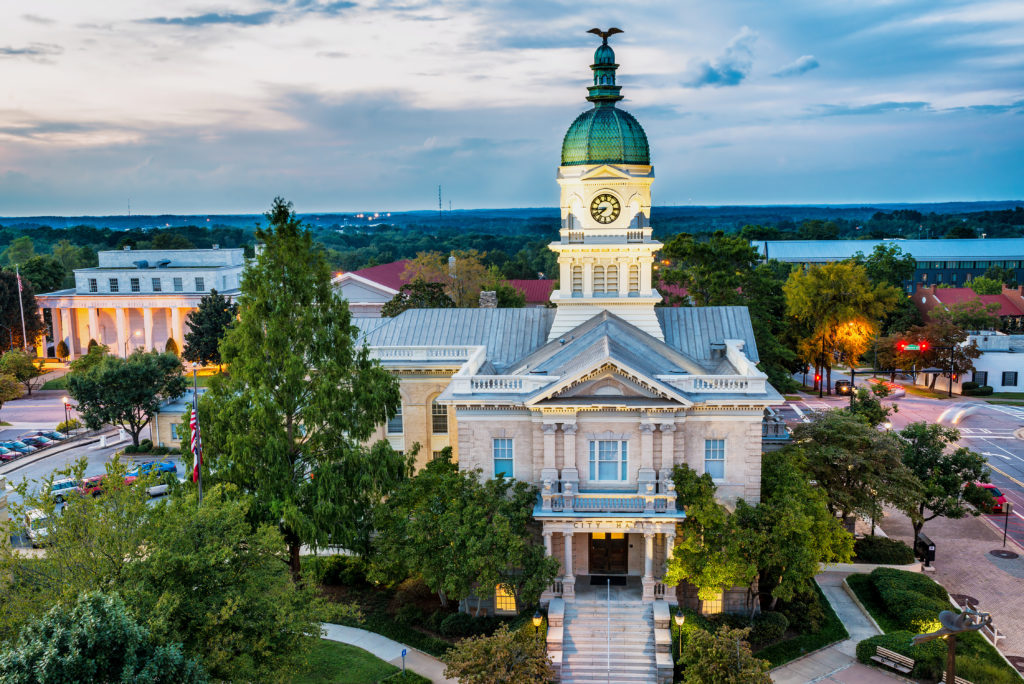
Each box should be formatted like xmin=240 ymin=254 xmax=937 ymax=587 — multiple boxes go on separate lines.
xmin=985 ymin=404 xmax=1024 ymax=422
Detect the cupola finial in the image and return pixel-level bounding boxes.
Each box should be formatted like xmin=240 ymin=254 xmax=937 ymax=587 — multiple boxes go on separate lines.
xmin=585 ymin=27 xmax=624 ymax=105
xmin=587 ymin=27 xmax=623 ymax=45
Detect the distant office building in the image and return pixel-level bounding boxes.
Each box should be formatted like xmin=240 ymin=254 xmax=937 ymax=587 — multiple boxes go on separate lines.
xmin=913 ymin=284 xmax=1024 ymax=330
xmin=751 ymin=238 xmax=1024 ymax=291
xmin=36 ymin=247 xmax=243 ymax=358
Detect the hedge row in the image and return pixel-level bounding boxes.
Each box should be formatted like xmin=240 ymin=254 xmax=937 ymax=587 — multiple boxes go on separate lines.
xmin=853 ymin=536 xmax=915 ymax=565
xmin=964 ymin=385 xmax=994 ymax=396
xmin=869 ymin=568 xmax=949 ymax=633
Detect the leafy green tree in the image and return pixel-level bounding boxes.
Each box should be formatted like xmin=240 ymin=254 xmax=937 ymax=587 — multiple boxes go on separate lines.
xmin=983 ymin=264 xmax=1017 ymax=287
xmin=18 ymin=255 xmax=65 ymax=294
xmin=900 ymin=313 xmax=983 ymax=390
xmin=0 ymin=270 xmax=45 ymax=350
xmin=678 ymin=626 xmax=771 ymax=684
xmin=54 ymin=340 xmax=69 ymax=362
xmin=381 ymin=280 xmax=456 ymax=317
xmin=67 ymin=350 xmax=185 ymax=446
xmin=852 ymin=243 xmax=917 ymax=287
xmin=373 ymin=452 xmax=558 ymax=610
xmin=0 ymin=592 xmax=207 ymax=684
xmin=0 ymin=373 xmax=23 ymax=420
xmin=203 ymin=198 xmax=409 ymax=581
xmin=182 ymin=289 xmax=238 ymax=366
xmin=3 ymin=236 xmax=36 ymax=267
xmin=664 ymin=465 xmax=757 ymax=601
xmin=404 ymin=249 xmax=490 ymax=307
xmin=483 ymin=265 xmax=526 ymax=308
xmin=968 ymin=275 xmax=1002 ymax=295
xmin=68 ymin=342 xmax=108 ymax=374
xmin=792 ymin=410 xmax=920 ymax=523
xmin=847 ymin=385 xmax=898 ymax=427
xmin=937 ymin=299 xmax=1002 ymax=331
xmin=898 ymin=422 xmax=992 ymax=539
xmin=152 ymin=233 xmax=196 ymax=250
xmin=51 ymin=239 xmax=97 ymax=288
xmin=442 ymin=623 xmax=554 ymax=684
xmin=130 ymin=485 xmax=320 ymax=682
xmin=882 ymin=296 xmax=923 ymax=336
xmin=0 ymin=349 xmax=43 ymax=396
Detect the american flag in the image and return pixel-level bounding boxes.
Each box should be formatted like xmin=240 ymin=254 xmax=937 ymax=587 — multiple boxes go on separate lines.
xmin=189 ymin=404 xmax=203 ymax=483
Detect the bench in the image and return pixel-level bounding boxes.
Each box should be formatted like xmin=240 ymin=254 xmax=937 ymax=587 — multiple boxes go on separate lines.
xmin=941 ymin=673 xmax=974 ymax=684
xmin=982 ymin=622 xmax=1006 ymax=647
xmin=870 ymin=646 xmax=914 ymax=674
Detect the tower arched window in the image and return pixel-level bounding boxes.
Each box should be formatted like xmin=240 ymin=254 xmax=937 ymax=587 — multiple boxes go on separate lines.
xmin=629 ymin=264 xmax=640 ymax=293
xmin=607 ymin=263 xmax=619 ymax=293
xmin=593 ymin=265 xmax=605 ymax=293
xmin=431 ymin=398 xmax=448 ymax=435
xmin=572 ymin=265 xmax=583 ymax=294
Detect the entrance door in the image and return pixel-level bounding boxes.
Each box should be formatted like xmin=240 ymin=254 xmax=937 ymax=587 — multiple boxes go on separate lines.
xmin=589 ymin=532 xmax=628 ymax=574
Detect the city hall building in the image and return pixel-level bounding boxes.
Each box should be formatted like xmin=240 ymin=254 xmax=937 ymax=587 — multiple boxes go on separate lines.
xmin=357 ymin=33 xmax=780 ymax=684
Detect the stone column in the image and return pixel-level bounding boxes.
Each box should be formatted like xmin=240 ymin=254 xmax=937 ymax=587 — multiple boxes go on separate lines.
xmin=562 ymin=531 xmax=575 ymax=601
xmin=143 ymin=308 xmax=154 ymax=351
xmin=559 ymin=257 xmax=571 ymax=297
xmin=87 ymin=308 xmax=100 ymax=345
xmin=659 ymin=422 xmax=676 ymax=471
xmin=639 ymin=422 xmax=657 ymax=500
xmin=561 ymin=422 xmax=577 ymax=473
xmin=541 ymin=422 xmax=559 ymax=485
xmin=665 ymin=532 xmax=676 ymax=565
xmin=640 ymin=256 xmax=653 ymax=295
xmin=115 ymin=308 xmax=127 ymax=357
xmin=60 ymin=309 xmax=74 ymax=356
xmin=642 ymin=531 xmax=656 ymax=601
xmin=171 ymin=307 xmax=184 ymax=352
xmin=582 ymin=258 xmax=594 ymax=297
xmin=51 ymin=308 xmax=62 ymax=355
xmin=543 ymin=530 xmax=553 ymax=557
xmin=617 ymin=259 xmax=629 ymax=297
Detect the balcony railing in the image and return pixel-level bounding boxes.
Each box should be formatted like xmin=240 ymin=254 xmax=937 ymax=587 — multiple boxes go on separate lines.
xmin=659 ymin=374 xmax=767 ymax=394
xmin=372 ymin=346 xmax=478 ymax=362
xmin=448 ymin=374 xmax=556 ymax=395
xmin=539 ymin=479 xmax=678 ymax=514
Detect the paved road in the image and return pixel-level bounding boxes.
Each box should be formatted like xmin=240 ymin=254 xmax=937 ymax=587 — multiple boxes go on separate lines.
xmin=1 ymin=390 xmax=78 ymax=428
xmin=776 ymin=383 xmax=1024 ymax=549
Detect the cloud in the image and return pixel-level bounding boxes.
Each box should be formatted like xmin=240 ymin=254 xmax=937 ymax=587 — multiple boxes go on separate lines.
xmin=773 ymin=55 xmax=819 ymax=78
xmin=683 ymin=27 xmax=758 ymax=88
xmin=22 ymin=14 xmax=54 ymax=25
xmin=141 ymin=11 xmax=278 ymax=27
xmin=814 ymin=101 xmax=931 ymax=116
xmin=0 ymin=43 xmax=63 ymax=61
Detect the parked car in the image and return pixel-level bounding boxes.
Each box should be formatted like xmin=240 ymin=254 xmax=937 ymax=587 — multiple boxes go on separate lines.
xmin=50 ymin=478 xmax=80 ymax=503
xmin=24 ymin=509 xmax=53 ymax=547
xmin=39 ymin=431 xmax=68 ymax=441
xmin=1 ymin=441 xmax=36 ymax=454
xmin=972 ymin=482 xmax=1008 ymax=513
xmin=76 ymin=474 xmax=107 ymax=497
xmin=21 ymin=436 xmax=53 ymax=448
xmin=0 ymin=446 xmax=14 ymax=461
xmin=835 ymin=380 xmax=854 ymax=395
xmin=127 ymin=460 xmax=177 ymax=478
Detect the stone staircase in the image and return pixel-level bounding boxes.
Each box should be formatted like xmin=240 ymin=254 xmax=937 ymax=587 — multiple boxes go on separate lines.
xmin=559 ymin=599 xmax=658 ymax=684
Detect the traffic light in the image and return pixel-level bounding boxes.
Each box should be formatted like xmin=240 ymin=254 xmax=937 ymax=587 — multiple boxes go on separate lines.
xmin=920 ymin=340 xmax=930 ymax=352
xmin=897 ymin=340 xmax=927 ymax=352
xmin=814 ymin=373 xmax=821 ymax=383
xmin=897 ymin=341 xmax=907 ymax=352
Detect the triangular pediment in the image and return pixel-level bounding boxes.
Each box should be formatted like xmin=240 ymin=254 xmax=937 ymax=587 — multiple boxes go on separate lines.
xmin=558 ymin=367 xmax=663 ymax=399
xmin=525 ymin=359 xmax=691 ymax=407
xmin=580 ymin=165 xmax=633 ymax=181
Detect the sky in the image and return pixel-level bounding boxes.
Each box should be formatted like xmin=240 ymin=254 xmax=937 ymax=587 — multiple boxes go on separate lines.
xmin=1 ymin=0 xmax=1023 ymax=215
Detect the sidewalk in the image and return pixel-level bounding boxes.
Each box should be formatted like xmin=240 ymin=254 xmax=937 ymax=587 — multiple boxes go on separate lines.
xmin=880 ymin=506 xmax=1024 ymax=667
xmin=320 ymin=623 xmax=456 ymax=684
xmin=771 ymin=574 xmax=910 ymax=684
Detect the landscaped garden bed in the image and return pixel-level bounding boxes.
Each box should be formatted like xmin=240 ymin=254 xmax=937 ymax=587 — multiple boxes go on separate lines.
xmin=847 ymin=568 xmax=1019 ymax=683
xmin=290 ymin=641 xmax=429 ymax=684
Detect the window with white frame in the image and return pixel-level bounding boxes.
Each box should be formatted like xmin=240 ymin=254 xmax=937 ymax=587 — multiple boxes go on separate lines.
xmin=704 ymin=439 xmax=725 ymax=480
xmin=109 ymin=278 xmax=119 ymax=293
xmin=130 ymin=277 xmax=140 ymax=292
xmin=88 ymin=278 xmax=97 ymax=293
xmin=431 ymin=399 xmax=448 ymax=434
xmin=386 ymin=404 xmax=403 ymax=434
xmin=589 ymin=439 xmax=628 ymax=481
xmin=494 ymin=584 xmax=516 ymax=613
xmin=1003 ymin=371 xmax=1018 ymax=387
xmin=152 ymin=277 xmax=162 ymax=292
xmin=493 ymin=438 xmax=513 ymax=478
xmin=173 ymin=277 xmax=183 ymax=292
xmin=195 ymin=277 xmax=205 ymax=291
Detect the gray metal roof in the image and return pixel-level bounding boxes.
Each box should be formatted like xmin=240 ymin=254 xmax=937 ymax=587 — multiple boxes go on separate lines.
xmin=360 ymin=308 xmax=555 ymax=372
xmin=752 ymin=238 xmax=1024 ymax=262
xmin=351 ymin=317 xmax=388 ymax=338
xmin=657 ymin=307 xmax=760 ymax=363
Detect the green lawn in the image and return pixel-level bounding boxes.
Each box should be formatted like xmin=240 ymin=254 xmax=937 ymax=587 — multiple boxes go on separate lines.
xmin=899 ymin=384 xmax=951 ymax=399
xmin=755 ymin=582 xmax=848 ymax=667
xmin=291 ymin=640 xmax=429 ymax=684
xmin=988 ymin=400 xmax=1024 ymax=407
xmin=42 ymin=376 xmax=68 ymax=390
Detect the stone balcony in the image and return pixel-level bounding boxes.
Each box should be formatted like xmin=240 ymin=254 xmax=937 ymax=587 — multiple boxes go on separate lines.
xmin=538 ymin=472 xmax=678 ymax=515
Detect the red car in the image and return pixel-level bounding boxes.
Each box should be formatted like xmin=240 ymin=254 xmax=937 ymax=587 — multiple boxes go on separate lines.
xmin=76 ymin=474 xmax=138 ymax=497
xmin=972 ymin=482 xmax=1008 ymax=513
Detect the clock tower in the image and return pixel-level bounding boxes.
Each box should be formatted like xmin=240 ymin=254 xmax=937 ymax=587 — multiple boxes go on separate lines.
xmin=548 ymin=29 xmax=663 ymax=341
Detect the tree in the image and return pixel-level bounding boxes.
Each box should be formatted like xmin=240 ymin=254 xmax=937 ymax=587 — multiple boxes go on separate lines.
xmin=852 ymin=243 xmax=917 ymax=288
xmin=792 ymin=410 xmax=920 ymax=523
xmin=847 ymin=385 xmax=897 ymax=427
xmin=0 ymin=592 xmax=207 ymax=684
xmin=482 ymin=265 xmax=526 ymax=308
xmin=0 ymin=349 xmax=44 ymax=396
xmin=403 ymin=249 xmax=490 ymax=307
xmin=785 ymin=261 xmax=900 ymax=393
xmin=442 ymin=623 xmax=554 ymax=684
xmin=0 ymin=270 xmax=45 ymax=350
xmin=152 ymin=233 xmax=196 ymax=250
xmin=373 ymin=452 xmax=559 ymax=610
xmin=381 ymin=280 xmax=456 ymax=317
xmin=19 ymin=255 xmax=65 ymax=294
xmin=898 ymin=422 xmax=992 ymax=539
xmin=968 ymin=275 xmax=1003 ymax=295
xmin=983 ymin=264 xmax=1017 ymax=287
xmin=203 ymin=197 xmax=409 ymax=581
xmin=678 ymin=626 xmax=771 ymax=684
xmin=130 ymin=485 xmax=320 ymax=682
xmin=68 ymin=342 xmax=108 ymax=374
xmin=164 ymin=338 xmax=179 ymax=356
xmin=52 ymin=239 xmax=97 ymax=288
xmin=0 ymin=373 xmax=24 ymax=416
xmin=663 ymin=466 xmax=757 ymax=601
xmin=67 ymin=350 xmax=185 ymax=446
xmin=2 ymin=236 xmax=36 ymax=267
xmin=182 ymin=289 xmax=238 ymax=366
xmin=904 ymin=312 xmax=983 ymax=390
xmin=938 ymin=299 xmax=1001 ymax=331
xmin=739 ymin=448 xmax=853 ymax=610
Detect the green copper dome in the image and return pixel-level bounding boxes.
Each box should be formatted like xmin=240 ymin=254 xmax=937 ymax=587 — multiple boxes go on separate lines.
xmin=560 ymin=29 xmax=650 ymax=166
xmin=561 ymin=107 xmax=650 ymax=166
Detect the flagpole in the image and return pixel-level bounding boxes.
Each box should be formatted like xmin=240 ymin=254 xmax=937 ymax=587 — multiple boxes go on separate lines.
xmin=15 ymin=267 xmax=27 ymax=352
xmin=193 ymin=363 xmax=202 ymax=506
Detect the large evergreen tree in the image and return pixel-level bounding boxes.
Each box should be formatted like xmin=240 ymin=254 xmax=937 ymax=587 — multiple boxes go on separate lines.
xmin=182 ymin=289 xmax=238 ymax=366
xmin=0 ymin=270 xmax=45 ymax=350
xmin=202 ymin=198 xmax=409 ymax=580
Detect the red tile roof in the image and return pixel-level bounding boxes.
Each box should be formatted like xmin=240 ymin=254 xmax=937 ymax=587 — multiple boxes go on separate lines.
xmin=921 ymin=286 xmax=1024 ymax=317
xmin=509 ymin=279 xmax=555 ymax=304
xmin=349 ymin=259 xmax=412 ymax=291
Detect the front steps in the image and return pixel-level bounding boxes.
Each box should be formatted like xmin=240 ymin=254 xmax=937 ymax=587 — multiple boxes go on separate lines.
xmin=559 ymin=600 xmax=661 ymax=684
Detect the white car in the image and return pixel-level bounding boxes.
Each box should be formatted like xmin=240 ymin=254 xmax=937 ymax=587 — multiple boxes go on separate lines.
xmin=25 ymin=509 xmax=53 ymax=547
xmin=50 ymin=478 xmax=79 ymax=503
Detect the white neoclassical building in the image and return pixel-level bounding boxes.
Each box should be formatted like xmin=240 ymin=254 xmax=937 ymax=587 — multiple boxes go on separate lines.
xmin=352 ymin=32 xmax=781 ymax=684
xmin=36 ymin=247 xmax=243 ymax=358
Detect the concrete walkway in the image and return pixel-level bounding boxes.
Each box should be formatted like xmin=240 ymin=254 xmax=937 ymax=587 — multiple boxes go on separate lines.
xmin=771 ymin=574 xmax=910 ymax=684
xmin=321 ymin=623 xmax=456 ymax=683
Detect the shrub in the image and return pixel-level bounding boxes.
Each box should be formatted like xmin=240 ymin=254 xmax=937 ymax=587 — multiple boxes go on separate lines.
xmin=961 ymin=381 xmax=979 ymax=391
xmin=853 ymin=536 xmax=915 ymax=565
xmin=870 ymin=568 xmax=948 ymax=603
xmin=749 ymin=612 xmax=789 ymax=646
xmin=395 ymin=604 xmax=425 ymax=627
xmin=56 ymin=418 xmax=81 ymax=433
xmin=776 ymin=589 xmax=826 ymax=633
xmin=964 ymin=385 xmax=994 ymax=396
xmin=392 ymin=577 xmax=433 ymax=608
xmin=869 ymin=568 xmax=949 ymax=633
xmin=856 ymin=631 xmax=945 ymax=679
xmin=425 ymin=610 xmax=447 ymax=633
xmin=439 ymin=612 xmax=501 ymax=638
xmin=306 ymin=555 xmax=369 ymax=587
xmin=956 ymin=655 xmax=1022 ymax=684
xmin=380 ymin=671 xmax=432 ymax=684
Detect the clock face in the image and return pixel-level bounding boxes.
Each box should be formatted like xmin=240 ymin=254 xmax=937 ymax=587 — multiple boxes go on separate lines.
xmin=590 ymin=193 xmax=621 ymax=224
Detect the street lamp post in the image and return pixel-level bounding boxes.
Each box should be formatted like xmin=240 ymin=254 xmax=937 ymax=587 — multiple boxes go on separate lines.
xmin=1004 ymin=502 xmax=1015 ymax=548
xmin=673 ymin=612 xmax=685 ymax=658
xmin=532 ymin=610 xmax=542 ymax=642
xmin=62 ymin=396 xmax=70 ymax=434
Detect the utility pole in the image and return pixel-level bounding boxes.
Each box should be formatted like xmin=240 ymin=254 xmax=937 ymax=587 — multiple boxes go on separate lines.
xmin=438 ymin=185 xmax=442 ymax=220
